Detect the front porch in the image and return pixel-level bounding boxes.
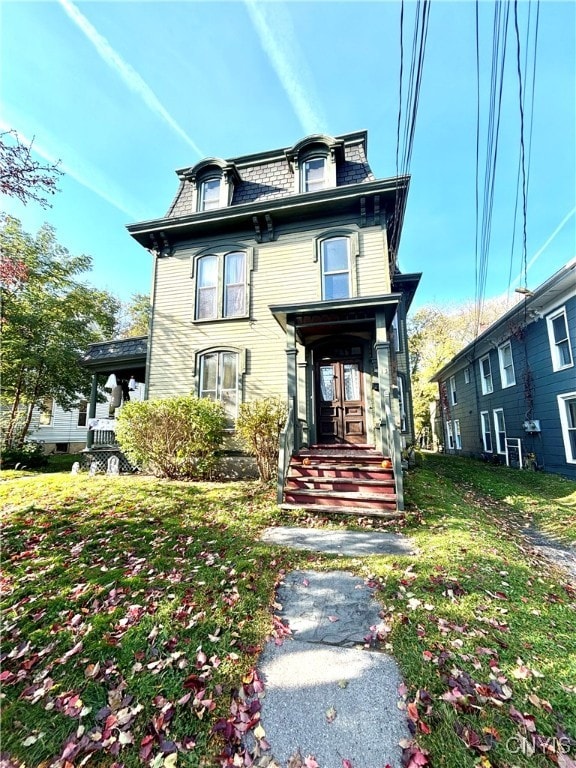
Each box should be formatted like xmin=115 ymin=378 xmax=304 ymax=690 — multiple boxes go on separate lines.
xmin=80 ymin=336 xmax=147 ymax=471
xmin=270 ymin=295 xmax=407 ymax=514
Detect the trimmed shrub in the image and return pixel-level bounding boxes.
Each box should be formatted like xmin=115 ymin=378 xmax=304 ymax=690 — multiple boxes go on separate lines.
xmin=1 ymin=440 xmax=48 ymax=470
xmin=236 ymin=396 xmax=287 ymax=483
xmin=115 ymin=395 xmax=226 ymax=480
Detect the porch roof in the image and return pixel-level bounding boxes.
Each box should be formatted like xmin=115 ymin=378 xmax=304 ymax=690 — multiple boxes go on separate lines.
xmin=81 ymin=336 xmax=148 ymax=374
xmin=269 ymin=294 xmax=401 ymax=343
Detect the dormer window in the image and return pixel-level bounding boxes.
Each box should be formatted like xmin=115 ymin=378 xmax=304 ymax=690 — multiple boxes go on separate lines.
xmin=199 ymin=177 xmax=222 ymax=211
xmin=286 ymin=135 xmax=344 ymax=195
xmin=302 ymin=156 xmax=327 ymax=193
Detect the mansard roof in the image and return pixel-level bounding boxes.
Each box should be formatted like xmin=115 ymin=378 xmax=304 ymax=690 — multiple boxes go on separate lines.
xmin=166 ymin=130 xmax=374 ymax=217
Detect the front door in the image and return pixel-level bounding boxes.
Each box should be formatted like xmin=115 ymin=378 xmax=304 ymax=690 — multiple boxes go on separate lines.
xmin=316 ymin=358 xmax=366 ymax=444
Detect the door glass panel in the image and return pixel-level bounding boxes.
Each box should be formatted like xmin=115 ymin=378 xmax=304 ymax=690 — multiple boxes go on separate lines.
xmin=343 ymin=363 xmax=360 ymax=401
xmin=319 ymin=366 xmax=335 ymax=401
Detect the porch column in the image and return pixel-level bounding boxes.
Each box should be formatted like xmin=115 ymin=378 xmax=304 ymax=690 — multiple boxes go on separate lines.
xmin=86 ymin=373 xmax=99 ymax=449
xmin=375 ymin=312 xmax=391 ymax=455
xmin=286 ymin=323 xmax=299 ymax=451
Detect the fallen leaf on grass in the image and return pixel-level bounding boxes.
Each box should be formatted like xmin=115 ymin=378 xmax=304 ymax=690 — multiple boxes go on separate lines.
xmin=326 ymin=706 xmax=337 ymax=723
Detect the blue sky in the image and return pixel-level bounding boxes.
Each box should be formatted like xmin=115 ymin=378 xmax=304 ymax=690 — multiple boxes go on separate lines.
xmin=1 ymin=0 xmax=574 ymax=314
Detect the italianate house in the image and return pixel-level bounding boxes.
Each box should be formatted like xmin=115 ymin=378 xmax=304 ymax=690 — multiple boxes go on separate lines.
xmin=431 ymin=259 xmax=576 ymax=479
xmin=83 ymin=131 xmax=421 ymax=513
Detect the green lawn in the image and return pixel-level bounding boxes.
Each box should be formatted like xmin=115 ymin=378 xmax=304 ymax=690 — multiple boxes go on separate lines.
xmin=1 ymin=455 xmax=575 ymax=767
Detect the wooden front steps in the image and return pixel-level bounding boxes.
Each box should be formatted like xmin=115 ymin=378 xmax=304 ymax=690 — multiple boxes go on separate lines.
xmin=281 ymin=444 xmax=400 ymax=518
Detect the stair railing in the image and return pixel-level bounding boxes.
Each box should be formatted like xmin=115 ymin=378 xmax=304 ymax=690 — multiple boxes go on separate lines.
xmin=381 ymin=400 xmax=404 ymax=512
xmin=278 ymin=397 xmax=296 ymax=504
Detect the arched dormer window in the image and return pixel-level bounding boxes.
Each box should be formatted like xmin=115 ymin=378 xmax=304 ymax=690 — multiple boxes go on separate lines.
xmin=286 ymin=134 xmax=344 ymax=194
xmin=178 ymin=158 xmax=241 ymax=213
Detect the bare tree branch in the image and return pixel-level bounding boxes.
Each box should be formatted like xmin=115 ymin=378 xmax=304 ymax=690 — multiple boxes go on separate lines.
xmin=0 ymin=130 xmax=63 ymax=208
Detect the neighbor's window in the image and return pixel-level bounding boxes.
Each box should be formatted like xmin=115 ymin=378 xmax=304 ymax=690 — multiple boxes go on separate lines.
xmin=198 ymin=178 xmax=221 ymax=212
xmin=464 ymin=367 xmax=470 ymax=384
xmin=195 ymin=252 xmax=247 ymax=321
xmin=493 ymin=408 xmax=506 ymax=454
xmin=39 ymin=396 xmax=54 ymax=426
xmin=454 ymin=419 xmax=462 ymax=450
xmin=302 ymin=156 xmax=327 ymax=193
xmin=480 ymin=410 xmax=492 ymax=452
xmin=446 ymin=420 xmax=454 ymax=450
xmin=321 ymin=237 xmax=351 ymax=300
xmin=77 ymin=399 xmax=88 ymax=427
xmin=199 ymin=350 xmax=239 ymax=421
xmin=557 ymin=393 xmax=576 ymax=464
xmin=547 ymin=307 xmax=573 ymax=371
xmin=480 ymin=354 xmax=493 ymax=395
xmin=498 ymin=341 xmax=516 ymax=388
xmin=449 ymin=375 xmax=457 ymax=405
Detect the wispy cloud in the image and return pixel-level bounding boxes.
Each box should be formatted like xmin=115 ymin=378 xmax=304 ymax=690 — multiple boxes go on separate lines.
xmin=0 ymin=117 xmax=147 ymax=220
xmin=57 ymin=0 xmax=204 ymax=158
xmin=244 ymin=0 xmax=327 ymax=136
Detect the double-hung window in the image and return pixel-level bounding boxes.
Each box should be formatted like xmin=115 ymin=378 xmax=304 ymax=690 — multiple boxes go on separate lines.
xmin=454 ymin=419 xmax=462 ymax=449
xmin=480 ymin=354 xmax=493 ymax=394
xmin=195 ymin=251 xmax=247 ymax=321
xmin=198 ymin=178 xmax=221 ymax=211
xmin=498 ymin=341 xmax=516 ymax=388
xmin=493 ymin=409 xmax=506 ymax=454
xmin=302 ymin=156 xmax=327 ymax=192
xmin=446 ymin=420 xmax=454 ymax=450
xmin=480 ymin=411 xmax=492 ymax=452
xmin=547 ymin=308 xmax=573 ymax=371
xmin=39 ymin=397 xmax=54 ymax=426
xmin=557 ymin=393 xmax=576 ymax=464
xmin=199 ymin=350 xmax=239 ymax=422
xmin=77 ymin=399 xmax=88 ymax=428
xmin=449 ymin=375 xmax=457 ymax=405
xmin=321 ymin=237 xmax=350 ymax=300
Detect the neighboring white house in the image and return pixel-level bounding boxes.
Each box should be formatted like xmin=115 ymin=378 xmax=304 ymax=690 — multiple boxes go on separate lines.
xmin=27 ymin=381 xmax=145 ymax=454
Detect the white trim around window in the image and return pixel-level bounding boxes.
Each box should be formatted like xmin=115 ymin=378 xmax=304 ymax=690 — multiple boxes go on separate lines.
xmin=493 ymin=408 xmax=507 ymax=454
xmin=557 ymin=392 xmax=576 ymax=464
xmin=498 ymin=340 xmax=516 ymax=388
xmin=547 ymin=307 xmax=574 ymax=371
xmin=480 ymin=354 xmax=493 ymax=395
xmin=480 ymin=410 xmax=492 ymax=452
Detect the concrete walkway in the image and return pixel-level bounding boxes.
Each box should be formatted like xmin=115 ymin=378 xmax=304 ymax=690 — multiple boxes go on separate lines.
xmin=252 ymin=528 xmax=414 ymax=767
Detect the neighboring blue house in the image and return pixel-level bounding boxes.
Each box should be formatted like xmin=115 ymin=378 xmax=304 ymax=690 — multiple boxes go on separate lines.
xmin=431 ymin=260 xmax=576 ymax=479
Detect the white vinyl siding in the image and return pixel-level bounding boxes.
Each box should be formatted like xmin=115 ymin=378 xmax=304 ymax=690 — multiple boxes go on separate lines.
xmin=480 ymin=411 xmax=492 ymax=452
xmin=557 ymin=393 xmax=576 ymax=464
xmin=498 ymin=341 xmax=516 ymax=388
xmin=493 ymin=408 xmax=506 ymax=454
xmin=480 ymin=354 xmax=493 ymax=394
xmin=547 ymin=307 xmax=573 ymax=371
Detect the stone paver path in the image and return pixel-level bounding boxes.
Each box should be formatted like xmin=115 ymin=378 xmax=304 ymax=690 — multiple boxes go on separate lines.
xmin=260 ymin=526 xmax=416 ymax=558
xmin=254 ymin=568 xmax=410 ymax=768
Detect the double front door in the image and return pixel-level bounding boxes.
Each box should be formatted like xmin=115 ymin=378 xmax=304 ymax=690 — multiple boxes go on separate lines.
xmin=316 ymin=357 xmax=366 ymax=444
